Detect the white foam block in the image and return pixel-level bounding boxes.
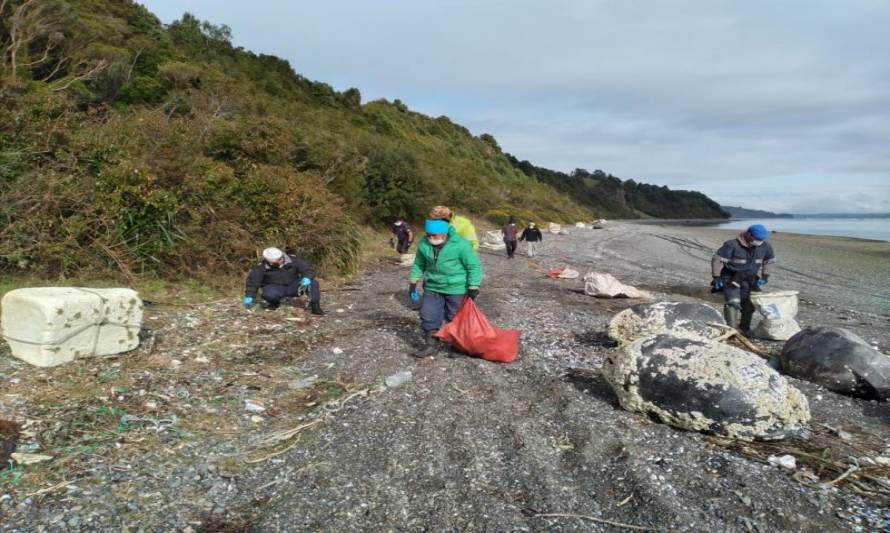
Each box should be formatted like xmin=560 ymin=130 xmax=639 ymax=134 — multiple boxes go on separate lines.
xmin=1 ymin=287 xmax=142 ymax=367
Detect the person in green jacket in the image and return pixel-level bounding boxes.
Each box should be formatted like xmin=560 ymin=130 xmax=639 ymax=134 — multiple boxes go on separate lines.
xmin=408 ymin=218 xmax=483 ymax=357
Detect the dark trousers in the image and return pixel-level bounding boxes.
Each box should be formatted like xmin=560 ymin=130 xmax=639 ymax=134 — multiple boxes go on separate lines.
xmin=505 ymin=239 xmax=517 ymax=258
xmin=723 ymin=282 xmax=755 ymax=331
xmin=397 ymin=236 xmax=411 ymax=254
xmin=420 ymin=290 xmax=465 ymax=333
xmin=262 ymin=278 xmax=321 ymax=305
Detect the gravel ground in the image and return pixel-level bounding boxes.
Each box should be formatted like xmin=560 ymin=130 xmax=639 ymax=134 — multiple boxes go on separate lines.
xmin=1 ymin=222 xmax=889 ymax=531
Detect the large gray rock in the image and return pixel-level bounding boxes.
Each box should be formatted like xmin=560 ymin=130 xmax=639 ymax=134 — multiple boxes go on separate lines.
xmin=603 ymin=334 xmax=810 ymax=440
xmin=780 ymin=326 xmax=890 ymax=401
xmin=608 ymin=301 xmax=723 ymax=344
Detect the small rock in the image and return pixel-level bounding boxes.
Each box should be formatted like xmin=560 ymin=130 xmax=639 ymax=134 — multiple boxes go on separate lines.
xmin=195 ymin=356 xmax=209 ymax=364
xmin=250 ymin=415 xmax=265 ymax=423
xmin=385 ymin=371 xmax=413 ymax=388
xmin=768 ymin=454 xmax=797 ymax=469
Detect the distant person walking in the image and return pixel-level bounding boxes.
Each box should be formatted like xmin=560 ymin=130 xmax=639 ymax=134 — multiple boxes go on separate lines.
xmin=502 ymin=216 xmax=519 ymax=259
xmin=711 ymin=224 xmax=775 ymax=334
xmin=408 ymin=218 xmax=483 ymax=357
xmin=244 ymin=247 xmax=325 ymax=315
xmin=429 ymin=205 xmax=479 ymax=251
xmin=389 ymin=219 xmax=414 ymax=254
xmin=519 ymin=222 xmax=544 ymax=257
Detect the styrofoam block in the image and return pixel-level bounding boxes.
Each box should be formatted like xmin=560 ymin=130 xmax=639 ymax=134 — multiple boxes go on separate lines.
xmin=1 ymin=287 xmax=142 ymax=367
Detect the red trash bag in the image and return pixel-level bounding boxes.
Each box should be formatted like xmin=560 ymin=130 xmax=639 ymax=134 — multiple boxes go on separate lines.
xmin=433 ymin=298 xmax=521 ymax=363
xmin=547 ymin=267 xmax=565 ymax=279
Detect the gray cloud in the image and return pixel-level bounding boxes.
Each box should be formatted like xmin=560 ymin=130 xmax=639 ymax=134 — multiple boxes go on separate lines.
xmin=143 ymin=0 xmax=890 ymax=213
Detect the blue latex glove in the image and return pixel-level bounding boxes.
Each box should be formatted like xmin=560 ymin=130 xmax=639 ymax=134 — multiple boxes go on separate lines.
xmin=712 ymin=278 xmax=725 ymax=290
xmin=756 ymin=277 xmax=769 ymax=287
xmin=410 ymin=290 xmax=421 ymax=302
xmin=300 ymin=277 xmax=312 ymax=287
xmin=243 ymin=296 xmax=254 ymax=307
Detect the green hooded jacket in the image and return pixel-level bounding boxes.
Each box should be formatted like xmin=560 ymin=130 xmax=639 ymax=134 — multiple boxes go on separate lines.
xmin=409 ymin=227 xmax=483 ymax=294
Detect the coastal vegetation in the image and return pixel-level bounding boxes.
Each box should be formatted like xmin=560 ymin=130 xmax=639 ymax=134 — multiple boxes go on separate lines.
xmin=1 ymin=0 xmax=727 ymax=283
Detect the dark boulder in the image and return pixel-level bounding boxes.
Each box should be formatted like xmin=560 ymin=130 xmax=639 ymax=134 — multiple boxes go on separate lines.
xmin=781 ymin=327 xmax=890 ymax=401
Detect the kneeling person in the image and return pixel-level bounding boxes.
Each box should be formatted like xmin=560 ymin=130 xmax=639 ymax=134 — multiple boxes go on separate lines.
xmin=409 ymin=219 xmax=483 ymax=357
xmin=244 ymin=247 xmax=324 ymax=315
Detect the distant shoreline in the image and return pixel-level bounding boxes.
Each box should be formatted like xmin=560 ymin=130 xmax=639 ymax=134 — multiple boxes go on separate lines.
xmin=618 ymin=219 xmax=889 ymax=243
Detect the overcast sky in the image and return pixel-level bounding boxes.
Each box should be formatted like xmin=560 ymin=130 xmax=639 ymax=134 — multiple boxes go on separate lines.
xmin=142 ymin=0 xmax=890 ymax=214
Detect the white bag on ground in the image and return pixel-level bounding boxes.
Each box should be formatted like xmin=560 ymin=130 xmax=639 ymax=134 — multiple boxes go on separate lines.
xmin=750 ymin=290 xmax=801 ymax=340
xmin=480 ymin=230 xmax=506 ymax=251
xmin=548 ymin=223 xmax=562 ymax=234
xmin=583 ymin=272 xmax=647 ymax=298
xmin=1 ymin=287 xmax=142 ymax=367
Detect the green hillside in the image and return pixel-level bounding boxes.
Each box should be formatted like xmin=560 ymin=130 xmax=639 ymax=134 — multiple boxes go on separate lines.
xmin=0 ymin=0 xmax=724 ymax=284
xmin=507 ymin=157 xmax=730 ymax=220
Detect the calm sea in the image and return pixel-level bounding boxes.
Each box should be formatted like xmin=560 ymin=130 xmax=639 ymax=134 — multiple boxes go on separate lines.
xmin=712 ymin=218 xmax=890 ymax=242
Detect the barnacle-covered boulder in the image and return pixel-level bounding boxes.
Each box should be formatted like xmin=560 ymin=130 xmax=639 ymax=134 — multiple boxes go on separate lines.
xmin=608 ymin=302 xmax=723 ymax=344
xmin=603 ymin=334 xmax=810 ymax=440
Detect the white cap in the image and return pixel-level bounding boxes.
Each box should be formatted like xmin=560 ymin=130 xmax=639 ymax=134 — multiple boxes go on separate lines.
xmin=262 ymin=247 xmax=284 ymax=262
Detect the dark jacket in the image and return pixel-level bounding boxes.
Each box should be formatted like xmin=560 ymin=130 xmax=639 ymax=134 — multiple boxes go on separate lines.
xmin=502 ymin=223 xmax=518 ymax=242
xmin=390 ymin=222 xmax=413 ymax=242
xmin=520 ymin=227 xmax=543 ymax=242
xmin=712 ymin=237 xmax=775 ymax=282
xmin=245 ymin=254 xmax=315 ymax=298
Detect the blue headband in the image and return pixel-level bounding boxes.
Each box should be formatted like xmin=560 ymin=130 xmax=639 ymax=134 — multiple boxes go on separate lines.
xmin=425 ymin=219 xmax=449 ymax=234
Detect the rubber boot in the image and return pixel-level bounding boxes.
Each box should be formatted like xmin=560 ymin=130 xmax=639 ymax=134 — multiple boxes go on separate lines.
xmin=310 ymin=302 xmax=325 ymax=316
xmin=723 ymin=304 xmax=741 ymax=330
xmin=413 ymin=334 xmax=441 ymax=358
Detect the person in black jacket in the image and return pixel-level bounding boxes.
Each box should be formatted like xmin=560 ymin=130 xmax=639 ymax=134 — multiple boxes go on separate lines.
xmin=519 ymin=222 xmax=543 ymax=257
xmin=389 ymin=219 xmax=414 ymax=254
xmin=243 ymin=247 xmax=324 ymax=315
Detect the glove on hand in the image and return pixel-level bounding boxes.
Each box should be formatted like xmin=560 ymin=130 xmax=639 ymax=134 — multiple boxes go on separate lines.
xmin=300 ymin=277 xmax=312 ymax=287
xmin=409 ymin=282 xmax=421 ymax=302
xmin=756 ymin=276 xmax=769 ymax=287
xmin=466 ymin=288 xmax=479 ymax=300
xmin=243 ymin=296 xmax=254 ymax=307
xmin=711 ymin=278 xmax=725 ymax=291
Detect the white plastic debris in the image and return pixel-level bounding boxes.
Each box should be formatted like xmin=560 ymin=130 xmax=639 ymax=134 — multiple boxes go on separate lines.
xmin=751 ymin=290 xmax=801 ymax=340
xmin=557 ymin=268 xmax=580 ymax=279
xmin=548 ymin=223 xmax=562 ymax=234
xmin=332 ymin=347 xmax=344 ymax=355
xmin=768 ymin=454 xmax=797 ymax=469
xmin=583 ymin=272 xmax=647 ymax=299
xmin=384 ymin=370 xmax=413 ymax=388
xmin=1 ymin=287 xmax=143 ymax=367
xmin=244 ymin=400 xmax=265 ymax=413
xmin=11 ymin=453 xmax=53 ymax=465
xmin=481 ymin=231 xmax=506 ymax=251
